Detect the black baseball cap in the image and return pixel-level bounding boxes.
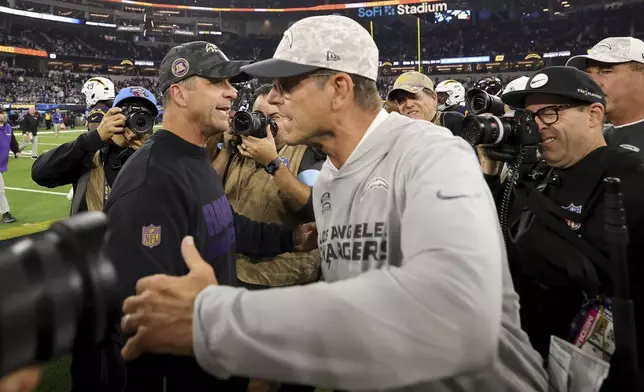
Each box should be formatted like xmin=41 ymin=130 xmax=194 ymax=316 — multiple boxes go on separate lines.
xmin=502 ymin=66 xmax=606 ymax=109
xmin=159 ymin=41 xmax=253 ymax=92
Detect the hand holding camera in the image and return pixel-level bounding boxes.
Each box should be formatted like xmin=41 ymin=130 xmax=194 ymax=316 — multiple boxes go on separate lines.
xmin=237 ymin=127 xmax=278 ymax=166
xmin=97 ymin=107 xmax=127 ymax=141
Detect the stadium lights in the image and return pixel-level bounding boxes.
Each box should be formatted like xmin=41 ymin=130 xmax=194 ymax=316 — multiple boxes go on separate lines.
xmin=0 ymin=5 xmax=81 ymax=23
xmin=98 ymin=0 xmax=452 ymax=13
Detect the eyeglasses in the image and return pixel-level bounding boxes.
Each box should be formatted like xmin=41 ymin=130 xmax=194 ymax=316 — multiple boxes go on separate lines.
xmin=529 ymin=104 xmax=582 ymax=125
xmin=272 ymin=72 xmax=339 ymax=95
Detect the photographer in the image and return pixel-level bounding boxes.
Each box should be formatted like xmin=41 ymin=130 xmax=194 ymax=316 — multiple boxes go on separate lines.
xmin=567 ymin=37 xmax=644 ymax=152
xmin=32 ymin=87 xmax=157 ymax=216
xmin=479 ymin=66 xmax=644 ymax=385
xmin=31 ymin=87 xmax=157 ymax=392
xmin=386 ymin=71 xmax=464 ymax=136
xmin=213 ymin=83 xmax=324 ymax=293
xmin=82 ymin=77 xmax=116 ymax=131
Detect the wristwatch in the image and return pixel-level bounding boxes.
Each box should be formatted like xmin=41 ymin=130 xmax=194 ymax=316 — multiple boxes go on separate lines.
xmin=264 ymin=157 xmax=282 ymax=175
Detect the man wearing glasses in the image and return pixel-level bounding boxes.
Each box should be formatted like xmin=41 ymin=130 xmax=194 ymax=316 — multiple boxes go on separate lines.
xmin=480 ymin=66 xmax=644 ymax=386
xmin=117 ymin=15 xmax=547 ymax=392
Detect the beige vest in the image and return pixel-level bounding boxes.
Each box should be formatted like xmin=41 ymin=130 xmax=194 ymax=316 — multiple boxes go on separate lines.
xmin=85 ymin=151 xmax=109 ymax=212
xmin=225 ymin=145 xmax=320 ymax=286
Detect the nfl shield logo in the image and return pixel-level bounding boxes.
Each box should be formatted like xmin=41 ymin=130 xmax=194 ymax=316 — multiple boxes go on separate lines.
xmin=142 ymin=224 xmax=161 ymax=248
xmin=562 ymin=203 xmax=583 ymax=231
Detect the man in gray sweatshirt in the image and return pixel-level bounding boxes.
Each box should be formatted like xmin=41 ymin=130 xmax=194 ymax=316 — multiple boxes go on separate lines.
xmin=119 ymin=15 xmax=548 ymax=392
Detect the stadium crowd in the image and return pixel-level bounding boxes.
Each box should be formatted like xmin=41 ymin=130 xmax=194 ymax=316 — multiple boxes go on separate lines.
xmin=1 ymin=2 xmax=642 ymax=64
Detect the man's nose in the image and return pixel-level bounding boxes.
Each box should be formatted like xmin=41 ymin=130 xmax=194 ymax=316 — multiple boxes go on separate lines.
xmin=223 ymin=80 xmax=237 ymax=100
xmin=267 ymin=86 xmax=283 ymax=106
xmin=535 ymin=117 xmax=549 ymax=132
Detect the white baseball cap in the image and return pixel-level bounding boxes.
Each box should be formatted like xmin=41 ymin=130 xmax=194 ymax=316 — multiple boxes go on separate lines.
xmin=241 ymin=15 xmax=379 ymax=81
xmin=502 ymin=76 xmax=530 ymax=96
xmin=567 ymin=37 xmax=644 ymax=70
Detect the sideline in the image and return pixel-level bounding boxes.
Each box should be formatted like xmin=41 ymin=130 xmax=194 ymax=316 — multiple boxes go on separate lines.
xmin=5 ymin=186 xmax=69 ymax=196
xmin=0 ymin=218 xmax=62 ymax=240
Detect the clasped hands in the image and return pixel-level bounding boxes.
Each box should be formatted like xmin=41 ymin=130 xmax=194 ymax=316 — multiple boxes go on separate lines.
xmin=120 ymin=223 xmax=317 ymax=360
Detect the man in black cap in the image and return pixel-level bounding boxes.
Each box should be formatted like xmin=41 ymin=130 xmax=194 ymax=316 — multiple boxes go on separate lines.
xmin=103 ymin=41 xmax=317 ymax=392
xmin=480 ymin=66 xmax=644 ymax=388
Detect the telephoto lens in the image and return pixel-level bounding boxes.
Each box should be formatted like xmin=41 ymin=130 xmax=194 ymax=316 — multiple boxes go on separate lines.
xmin=462 ymin=110 xmax=540 ymax=147
xmin=466 ymin=88 xmax=506 ymax=116
xmin=0 ymin=212 xmax=119 ymax=377
xmin=232 ymin=111 xmax=276 ymax=139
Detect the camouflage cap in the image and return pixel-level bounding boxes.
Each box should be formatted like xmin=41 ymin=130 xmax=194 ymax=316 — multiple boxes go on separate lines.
xmin=241 ymin=15 xmax=379 ymax=81
xmin=567 ymin=37 xmax=644 ymax=70
xmin=386 ymin=72 xmax=434 ymax=101
xmin=159 ymin=41 xmax=252 ymax=92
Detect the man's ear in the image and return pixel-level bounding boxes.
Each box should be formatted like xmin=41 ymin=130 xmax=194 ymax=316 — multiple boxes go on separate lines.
xmin=588 ymin=102 xmax=605 ymax=129
xmin=170 ymin=84 xmax=188 ymax=108
xmin=330 ymin=73 xmax=354 ymax=111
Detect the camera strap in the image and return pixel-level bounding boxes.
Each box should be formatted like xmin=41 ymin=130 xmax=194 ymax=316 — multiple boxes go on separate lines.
xmin=514 ymin=183 xmax=612 ymax=278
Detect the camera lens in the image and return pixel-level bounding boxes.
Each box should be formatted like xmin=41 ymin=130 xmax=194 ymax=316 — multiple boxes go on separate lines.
xmin=462 ymin=115 xmax=507 ymax=146
xmin=127 ymin=112 xmax=153 ymax=135
xmin=0 ymin=212 xmax=119 ymax=377
xmin=232 ymin=111 xmax=268 ymax=138
xmin=466 ymin=89 xmax=507 ymax=116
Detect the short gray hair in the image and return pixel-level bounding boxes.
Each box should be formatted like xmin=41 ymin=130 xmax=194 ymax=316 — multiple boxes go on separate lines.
xmin=314 ymin=69 xmax=382 ymax=111
xmin=162 ymin=76 xmax=197 ymax=110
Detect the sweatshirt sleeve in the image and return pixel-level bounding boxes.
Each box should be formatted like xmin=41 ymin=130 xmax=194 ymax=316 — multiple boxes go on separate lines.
xmin=192 ymin=136 xmax=503 ymax=390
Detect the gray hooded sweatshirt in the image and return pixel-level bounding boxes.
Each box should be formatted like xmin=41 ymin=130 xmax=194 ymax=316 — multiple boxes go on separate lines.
xmin=193 ymin=111 xmax=548 ymax=391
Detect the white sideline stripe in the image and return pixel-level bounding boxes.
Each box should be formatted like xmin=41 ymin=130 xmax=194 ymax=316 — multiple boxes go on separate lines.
xmin=38 ymin=130 xmax=84 ymax=135
xmin=5 ymin=187 xmax=68 ymax=196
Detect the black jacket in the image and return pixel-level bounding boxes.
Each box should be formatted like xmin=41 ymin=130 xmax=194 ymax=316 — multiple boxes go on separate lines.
xmin=486 ymin=146 xmax=644 ymax=388
xmin=31 ymin=129 xmax=127 ymax=215
xmin=103 ymin=130 xmax=294 ymax=392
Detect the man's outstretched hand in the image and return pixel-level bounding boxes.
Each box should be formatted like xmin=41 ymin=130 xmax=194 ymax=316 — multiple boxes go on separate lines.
xmin=120 ymin=236 xmax=217 ymax=361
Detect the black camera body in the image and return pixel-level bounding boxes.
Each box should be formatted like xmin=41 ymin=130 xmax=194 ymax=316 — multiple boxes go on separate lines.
xmin=232 ymin=111 xmax=278 ymax=139
xmin=119 ymin=104 xmax=156 ymax=136
xmin=462 ymin=88 xmax=540 ymax=148
xmin=462 ymin=109 xmax=541 ymax=147
xmin=0 ymin=212 xmax=119 ymax=377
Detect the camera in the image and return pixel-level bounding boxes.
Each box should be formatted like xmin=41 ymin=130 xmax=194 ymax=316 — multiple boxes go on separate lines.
xmin=121 ymin=105 xmax=156 ymax=136
xmin=466 ymin=88 xmax=506 ymax=116
xmin=462 ymin=109 xmax=541 ymax=147
xmin=0 ymin=212 xmax=120 ymax=377
xmin=232 ymin=111 xmax=278 ymax=139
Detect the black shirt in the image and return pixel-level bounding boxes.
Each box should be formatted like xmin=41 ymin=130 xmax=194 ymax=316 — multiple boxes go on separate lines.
xmin=488 ymin=146 xmax=644 ymax=381
xmin=31 ymin=129 xmax=125 ymax=214
xmin=437 ymin=110 xmax=465 ymax=138
xmin=604 ymin=119 xmax=644 ymax=154
xmin=20 ymin=113 xmax=39 ymax=135
xmin=104 ymin=129 xmax=295 ymax=391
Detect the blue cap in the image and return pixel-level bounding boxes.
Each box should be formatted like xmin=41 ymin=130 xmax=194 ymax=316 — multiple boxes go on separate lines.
xmin=113 ymin=86 xmax=159 ymax=116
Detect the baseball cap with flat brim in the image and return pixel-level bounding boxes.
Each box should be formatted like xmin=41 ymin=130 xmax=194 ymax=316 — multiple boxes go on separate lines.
xmin=241 ymin=15 xmax=379 ymax=81
xmin=159 ymin=41 xmax=253 ymax=92
xmin=502 ymin=66 xmax=606 ymax=109
xmin=386 ymin=71 xmax=435 ymax=101
xmin=566 ymin=37 xmax=644 ymax=70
